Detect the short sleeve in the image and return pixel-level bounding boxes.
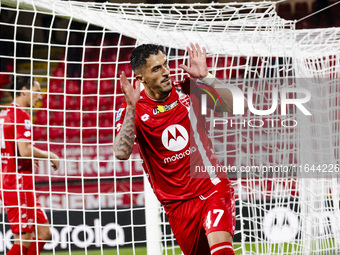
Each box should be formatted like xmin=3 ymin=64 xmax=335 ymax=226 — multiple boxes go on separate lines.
xmin=15 ymin=110 xmax=32 ymax=141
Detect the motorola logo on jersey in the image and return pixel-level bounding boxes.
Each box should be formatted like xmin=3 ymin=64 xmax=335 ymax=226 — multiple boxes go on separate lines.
xmin=161 ymin=124 xmax=188 ymax=151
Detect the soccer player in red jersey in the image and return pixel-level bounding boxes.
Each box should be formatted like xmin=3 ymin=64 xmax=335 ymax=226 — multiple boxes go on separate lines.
xmin=114 ymin=43 xmax=247 ymax=255
xmin=0 ymin=75 xmax=60 ymax=255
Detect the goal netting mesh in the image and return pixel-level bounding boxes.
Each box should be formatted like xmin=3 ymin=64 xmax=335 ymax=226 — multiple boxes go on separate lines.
xmin=0 ymin=0 xmax=339 ymax=254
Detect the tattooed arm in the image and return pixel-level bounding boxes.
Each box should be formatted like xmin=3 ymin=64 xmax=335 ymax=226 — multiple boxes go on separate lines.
xmin=113 ymin=72 xmax=141 ymax=160
xmin=113 ymin=106 xmax=136 ymax=160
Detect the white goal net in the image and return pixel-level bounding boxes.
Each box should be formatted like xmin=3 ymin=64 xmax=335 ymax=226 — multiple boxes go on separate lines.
xmin=0 ymin=1 xmax=339 ymax=254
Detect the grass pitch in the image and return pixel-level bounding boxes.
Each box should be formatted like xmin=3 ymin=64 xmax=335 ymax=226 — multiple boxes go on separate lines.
xmin=41 ymin=241 xmax=339 ymax=254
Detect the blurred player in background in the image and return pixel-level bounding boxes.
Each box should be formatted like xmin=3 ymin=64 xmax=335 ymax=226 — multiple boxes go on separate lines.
xmin=0 ymin=75 xmax=59 ymax=255
xmin=114 ymin=43 xmax=247 ymax=255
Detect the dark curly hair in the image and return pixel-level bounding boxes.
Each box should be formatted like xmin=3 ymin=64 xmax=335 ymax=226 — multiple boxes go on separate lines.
xmin=130 ymin=44 xmax=165 ymax=73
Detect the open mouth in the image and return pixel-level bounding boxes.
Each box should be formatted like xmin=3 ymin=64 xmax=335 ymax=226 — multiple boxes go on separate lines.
xmin=162 ymin=78 xmax=170 ymax=83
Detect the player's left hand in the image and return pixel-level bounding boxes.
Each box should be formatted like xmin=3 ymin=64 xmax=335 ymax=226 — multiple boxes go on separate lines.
xmin=179 ymin=43 xmax=208 ymax=79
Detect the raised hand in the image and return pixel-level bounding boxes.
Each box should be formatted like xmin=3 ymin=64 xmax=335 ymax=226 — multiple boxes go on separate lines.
xmin=120 ymin=71 xmax=141 ymax=108
xmin=179 ymin=43 xmax=208 ymax=79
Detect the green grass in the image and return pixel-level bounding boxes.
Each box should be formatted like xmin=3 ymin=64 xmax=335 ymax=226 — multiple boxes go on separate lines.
xmin=41 ymin=247 xmax=180 ymax=255
xmin=42 ymin=247 xmax=148 ymax=255
xmin=41 ymin=241 xmax=339 ymax=255
xmin=40 ymin=244 xmax=286 ymax=255
xmin=40 ymin=244 xmax=248 ymax=255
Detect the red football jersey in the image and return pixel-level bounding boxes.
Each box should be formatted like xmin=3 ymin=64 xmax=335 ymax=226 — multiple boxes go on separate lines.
xmin=0 ymin=110 xmax=7 ymax=171
xmin=116 ymin=78 xmax=225 ymax=205
xmin=1 ymin=103 xmax=33 ymax=190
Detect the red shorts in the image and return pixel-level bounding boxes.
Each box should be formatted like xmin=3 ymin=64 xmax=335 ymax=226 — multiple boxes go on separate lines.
xmin=3 ymin=174 xmax=48 ymax=234
xmin=165 ymin=179 xmax=236 ymax=255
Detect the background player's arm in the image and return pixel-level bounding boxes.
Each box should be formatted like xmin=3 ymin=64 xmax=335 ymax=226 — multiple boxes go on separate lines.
xmin=17 ymin=141 xmax=59 ymax=170
xmin=204 ymin=77 xmax=247 ymax=113
xmin=113 ymin=72 xmax=141 ymax=160
xmin=179 ymin=43 xmax=247 ymax=113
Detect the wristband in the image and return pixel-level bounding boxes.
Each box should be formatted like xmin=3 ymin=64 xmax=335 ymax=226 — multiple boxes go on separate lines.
xmin=197 ymin=72 xmax=215 ymax=86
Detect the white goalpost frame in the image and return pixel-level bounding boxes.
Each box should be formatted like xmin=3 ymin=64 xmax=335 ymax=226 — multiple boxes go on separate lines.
xmin=143 ymin=173 xmax=162 ymax=255
xmin=0 ymin=0 xmax=339 ymax=255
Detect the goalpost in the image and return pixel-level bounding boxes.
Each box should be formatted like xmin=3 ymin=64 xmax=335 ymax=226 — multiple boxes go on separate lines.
xmin=0 ymin=0 xmax=339 ymax=254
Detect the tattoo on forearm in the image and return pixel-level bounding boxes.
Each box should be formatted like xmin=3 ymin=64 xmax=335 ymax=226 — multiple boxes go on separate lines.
xmin=114 ymin=108 xmax=135 ymax=159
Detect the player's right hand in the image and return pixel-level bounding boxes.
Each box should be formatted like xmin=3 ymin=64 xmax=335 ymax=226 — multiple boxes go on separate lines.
xmin=120 ymin=71 xmax=140 ymax=108
xmin=50 ymin=152 xmax=60 ymax=171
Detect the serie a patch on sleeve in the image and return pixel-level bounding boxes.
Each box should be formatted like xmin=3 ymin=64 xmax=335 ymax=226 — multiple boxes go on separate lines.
xmin=116 ymin=108 xmax=125 ymax=122
xmin=25 ymin=119 xmax=31 ymax=130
